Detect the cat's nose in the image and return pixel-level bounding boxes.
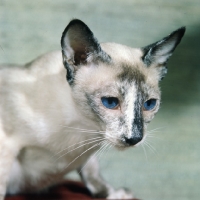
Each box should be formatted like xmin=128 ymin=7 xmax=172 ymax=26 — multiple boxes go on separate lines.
xmin=123 ymin=136 xmax=143 ymax=146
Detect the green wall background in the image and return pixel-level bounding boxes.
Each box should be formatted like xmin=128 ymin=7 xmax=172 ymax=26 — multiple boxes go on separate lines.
xmin=1 ymin=1 xmax=200 ymax=199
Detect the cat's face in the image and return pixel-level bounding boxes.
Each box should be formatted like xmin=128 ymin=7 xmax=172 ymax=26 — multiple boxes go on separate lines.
xmin=71 ymin=44 xmax=160 ymax=148
xmin=61 ymin=19 xmax=185 ymax=148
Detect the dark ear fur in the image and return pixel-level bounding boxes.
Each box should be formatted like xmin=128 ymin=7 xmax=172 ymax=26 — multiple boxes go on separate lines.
xmin=61 ymin=19 xmax=110 ymax=84
xmin=142 ymin=27 xmax=186 ymax=80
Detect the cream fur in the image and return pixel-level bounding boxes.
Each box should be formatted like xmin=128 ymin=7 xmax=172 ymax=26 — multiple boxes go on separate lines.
xmin=0 ymin=20 xmax=185 ymax=199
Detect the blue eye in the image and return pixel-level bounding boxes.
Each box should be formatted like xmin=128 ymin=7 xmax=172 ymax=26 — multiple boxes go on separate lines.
xmin=101 ymin=97 xmax=119 ymax=109
xmin=143 ymin=99 xmax=157 ymax=111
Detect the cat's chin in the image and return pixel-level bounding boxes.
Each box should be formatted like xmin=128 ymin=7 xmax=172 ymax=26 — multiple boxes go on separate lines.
xmin=115 ymin=146 xmax=129 ymax=151
xmin=114 ymin=142 xmax=138 ymax=151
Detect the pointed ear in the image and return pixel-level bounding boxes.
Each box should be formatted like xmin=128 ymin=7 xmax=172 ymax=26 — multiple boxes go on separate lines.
xmin=142 ymin=27 xmax=186 ymax=80
xmin=61 ymin=19 xmax=110 ymax=84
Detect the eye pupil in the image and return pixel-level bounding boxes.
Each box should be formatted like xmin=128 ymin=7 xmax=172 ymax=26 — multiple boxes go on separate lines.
xmin=101 ymin=97 xmax=119 ymax=109
xmin=143 ymin=99 xmax=157 ymax=111
xmin=147 ymin=100 xmax=151 ymax=107
xmin=108 ymin=98 xmax=112 ymax=104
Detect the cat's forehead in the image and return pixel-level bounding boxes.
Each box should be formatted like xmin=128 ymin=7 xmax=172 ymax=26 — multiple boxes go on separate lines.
xmin=86 ymin=63 xmax=149 ymax=97
xmin=77 ymin=42 xmax=159 ymax=94
xmin=100 ymin=43 xmax=156 ymax=85
xmin=101 ymin=43 xmax=143 ymax=65
xmin=100 ymin=43 xmax=159 ymax=87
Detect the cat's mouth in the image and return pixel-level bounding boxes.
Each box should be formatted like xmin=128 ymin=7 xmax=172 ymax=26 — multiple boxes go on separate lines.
xmin=105 ymin=129 xmax=144 ymax=149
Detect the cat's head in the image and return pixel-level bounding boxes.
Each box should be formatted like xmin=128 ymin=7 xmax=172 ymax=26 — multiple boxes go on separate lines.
xmin=61 ymin=19 xmax=185 ymax=149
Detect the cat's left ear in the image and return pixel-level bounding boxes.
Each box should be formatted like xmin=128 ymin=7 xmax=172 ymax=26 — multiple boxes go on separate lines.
xmin=61 ymin=19 xmax=110 ymax=84
xmin=142 ymin=27 xmax=186 ymax=80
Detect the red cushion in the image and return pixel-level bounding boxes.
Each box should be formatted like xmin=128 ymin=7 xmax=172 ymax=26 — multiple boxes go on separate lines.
xmin=5 ymin=180 xmax=139 ymax=200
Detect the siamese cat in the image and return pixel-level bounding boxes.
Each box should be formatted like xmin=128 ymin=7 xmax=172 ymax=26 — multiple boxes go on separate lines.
xmin=0 ymin=19 xmax=185 ymax=199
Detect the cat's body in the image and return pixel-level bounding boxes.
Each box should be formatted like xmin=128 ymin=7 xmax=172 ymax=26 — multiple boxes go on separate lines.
xmin=0 ymin=51 xmax=99 ymax=193
xmin=0 ymin=19 xmax=185 ymax=199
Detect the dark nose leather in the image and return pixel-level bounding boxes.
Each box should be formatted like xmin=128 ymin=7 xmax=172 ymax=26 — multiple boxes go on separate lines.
xmin=124 ymin=136 xmax=142 ymax=146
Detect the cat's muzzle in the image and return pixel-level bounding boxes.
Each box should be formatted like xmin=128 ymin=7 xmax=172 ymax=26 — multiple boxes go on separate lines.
xmin=122 ymin=135 xmax=143 ymax=146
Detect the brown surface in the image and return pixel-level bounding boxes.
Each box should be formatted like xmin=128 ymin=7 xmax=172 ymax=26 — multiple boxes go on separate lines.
xmin=5 ymin=180 xmax=138 ymax=200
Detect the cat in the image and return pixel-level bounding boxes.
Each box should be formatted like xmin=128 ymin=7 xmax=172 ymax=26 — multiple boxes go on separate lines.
xmin=0 ymin=19 xmax=185 ymax=199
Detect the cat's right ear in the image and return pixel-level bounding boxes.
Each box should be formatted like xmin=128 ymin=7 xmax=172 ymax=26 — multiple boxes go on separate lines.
xmin=61 ymin=19 xmax=110 ymax=85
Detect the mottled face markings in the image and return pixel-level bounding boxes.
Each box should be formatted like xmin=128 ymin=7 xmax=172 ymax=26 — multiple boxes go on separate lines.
xmin=118 ymin=65 xmax=145 ymax=85
xmin=79 ymin=61 xmax=160 ymax=147
xmin=117 ymin=66 xmax=146 ymax=144
xmin=132 ymin=89 xmax=144 ymax=139
xmin=123 ymin=84 xmax=137 ymax=139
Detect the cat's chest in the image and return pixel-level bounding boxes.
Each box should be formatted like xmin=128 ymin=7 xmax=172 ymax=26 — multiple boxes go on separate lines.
xmin=10 ymin=139 xmax=101 ymax=192
xmin=24 ymin=137 xmax=100 ymax=171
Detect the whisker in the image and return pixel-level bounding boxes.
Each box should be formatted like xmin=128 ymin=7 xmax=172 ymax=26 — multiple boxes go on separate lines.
xmin=78 ymin=141 xmax=107 ymax=174
xmin=145 ymin=141 xmax=156 ymax=152
xmin=71 ymin=130 xmax=105 ymax=135
xmin=146 ymin=134 xmax=163 ymax=140
xmin=95 ymin=141 xmax=109 ymax=161
xmin=62 ymin=142 xmax=101 ymax=172
xmin=102 ymin=142 xmax=113 ymax=160
xmin=103 ymin=143 xmax=113 ymax=159
xmin=93 ymin=141 xmax=107 ymax=160
xmin=53 ymin=136 xmax=103 ymax=158
xmin=55 ymin=138 xmax=105 ymax=160
xmin=108 ymin=142 xmax=113 ymax=151
xmin=147 ymin=127 xmax=165 ymax=134
xmin=146 ymin=127 xmax=164 ymax=141
xmin=58 ymin=125 xmax=105 ymax=133
xmin=145 ymin=141 xmax=158 ymax=159
xmin=141 ymin=143 xmax=148 ymax=162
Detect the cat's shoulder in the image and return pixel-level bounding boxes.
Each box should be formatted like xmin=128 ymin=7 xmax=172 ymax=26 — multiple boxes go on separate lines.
xmin=0 ymin=51 xmax=64 ymax=83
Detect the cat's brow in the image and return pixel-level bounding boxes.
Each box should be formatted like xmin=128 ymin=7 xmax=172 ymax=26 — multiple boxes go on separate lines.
xmin=117 ymin=65 xmax=146 ymax=85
